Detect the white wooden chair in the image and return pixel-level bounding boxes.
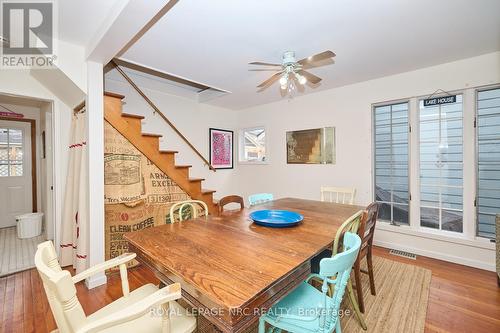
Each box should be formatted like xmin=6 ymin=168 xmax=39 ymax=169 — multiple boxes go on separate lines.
xmin=169 ymin=200 xmax=208 ymax=223
xmin=320 ymin=186 xmax=357 ymax=205
xmin=35 ymin=241 xmax=196 ymax=333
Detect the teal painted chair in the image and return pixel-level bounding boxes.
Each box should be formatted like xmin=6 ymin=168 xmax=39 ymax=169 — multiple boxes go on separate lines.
xmin=248 ymin=193 xmax=274 ymax=206
xmin=259 ymin=232 xmax=362 ymax=333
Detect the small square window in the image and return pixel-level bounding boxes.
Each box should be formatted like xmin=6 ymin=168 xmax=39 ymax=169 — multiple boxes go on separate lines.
xmin=0 ymin=128 xmax=23 ymax=177
xmin=239 ymin=127 xmax=267 ymax=163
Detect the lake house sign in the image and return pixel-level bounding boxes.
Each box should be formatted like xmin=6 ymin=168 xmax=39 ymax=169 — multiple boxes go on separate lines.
xmin=423 ymin=95 xmax=457 ymax=107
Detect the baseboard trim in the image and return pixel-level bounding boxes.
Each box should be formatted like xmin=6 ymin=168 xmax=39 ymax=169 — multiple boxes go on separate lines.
xmin=374 ymin=239 xmax=495 ymax=272
xmin=85 ymin=272 xmax=107 ymax=289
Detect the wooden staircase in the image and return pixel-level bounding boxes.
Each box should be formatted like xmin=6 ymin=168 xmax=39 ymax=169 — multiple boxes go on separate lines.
xmin=103 ymin=92 xmax=218 ymax=213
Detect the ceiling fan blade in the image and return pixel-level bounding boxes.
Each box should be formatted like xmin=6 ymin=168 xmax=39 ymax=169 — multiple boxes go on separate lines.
xmin=249 ymin=68 xmax=283 ymax=72
xmin=297 ymin=50 xmax=336 ymax=66
xmin=249 ymin=61 xmax=282 ymax=67
xmin=298 ymin=70 xmax=322 ymax=84
xmin=257 ymin=71 xmax=284 ymax=88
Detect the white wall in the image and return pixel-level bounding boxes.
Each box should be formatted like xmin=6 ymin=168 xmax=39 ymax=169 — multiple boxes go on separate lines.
xmin=234 ymin=52 xmax=500 ymax=271
xmin=105 ymin=73 xmax=240 ymax=199
xmin=0 ymin=69 xmax=72 ymax=250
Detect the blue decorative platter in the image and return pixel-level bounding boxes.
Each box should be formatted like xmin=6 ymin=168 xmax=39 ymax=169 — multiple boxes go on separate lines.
xmin=249 ymin=210 xmax=304 ymax=228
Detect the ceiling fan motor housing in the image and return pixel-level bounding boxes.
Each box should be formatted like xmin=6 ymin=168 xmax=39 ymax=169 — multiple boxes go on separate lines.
xmin=282 ymin=51 xmax=297 ymax=66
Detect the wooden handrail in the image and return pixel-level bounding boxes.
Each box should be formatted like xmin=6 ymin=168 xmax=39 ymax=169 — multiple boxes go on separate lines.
xmin=111 ymin=60 xmax=216 ymax=172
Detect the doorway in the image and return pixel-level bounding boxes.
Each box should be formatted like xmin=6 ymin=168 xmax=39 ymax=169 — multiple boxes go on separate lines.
xmin=0 ymin=119 xmax=36 ymax=228
xmin=0 ymin=95 xmax=54 ymax=277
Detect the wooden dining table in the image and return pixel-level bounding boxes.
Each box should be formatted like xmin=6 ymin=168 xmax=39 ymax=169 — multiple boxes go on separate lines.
xmin=124 ymin=197 xmax=364 ymax=333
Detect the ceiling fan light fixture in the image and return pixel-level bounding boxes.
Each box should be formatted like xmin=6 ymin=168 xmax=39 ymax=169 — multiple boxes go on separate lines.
xmin=297 ymin=73 xmax=307 ymax=85
xmin=279 ymin=74 xmax=288 ymax=87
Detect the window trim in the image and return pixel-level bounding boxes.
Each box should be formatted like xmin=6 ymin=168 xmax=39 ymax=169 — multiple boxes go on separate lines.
xmin=238 ymin=126 xmax=268 ymax=165
xmin=475 ymin=84 xmax=500 ymax=239
xmin=372 ymin=99 xmax=411 ymax=225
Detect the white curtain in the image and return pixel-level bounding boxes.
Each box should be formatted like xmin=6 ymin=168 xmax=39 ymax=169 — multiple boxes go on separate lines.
xmin=59 ymin=110 xmax=88 ymax=273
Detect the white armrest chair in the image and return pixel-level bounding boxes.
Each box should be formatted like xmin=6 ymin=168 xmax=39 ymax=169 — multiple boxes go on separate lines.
xmin=35 ymin=241 xmax=196 ymax=333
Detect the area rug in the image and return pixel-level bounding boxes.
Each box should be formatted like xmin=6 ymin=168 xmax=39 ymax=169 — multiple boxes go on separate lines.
xmin=0 ymin=227 xmax=46 ymax=277
xmin=197 ymin=256 xmax=431 ymax=333
xmin=341 ymin=256 xmax=431 ymax=333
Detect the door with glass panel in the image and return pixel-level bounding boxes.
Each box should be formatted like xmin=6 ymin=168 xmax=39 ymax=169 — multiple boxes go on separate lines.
xmin=0 ymin=121 xmax=32 ymax=228
xmin=419 ymin=95 xmax=463 ymax=233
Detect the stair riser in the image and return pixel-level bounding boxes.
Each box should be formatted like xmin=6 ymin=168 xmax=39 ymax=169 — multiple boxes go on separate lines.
xmin=122 ymin=117 xmax=142 ymax=132
xmin=188 ymin=182 xmax=202 ymax=193
xmin=175 ymin=168 xmax=190 ymax=178
xmin=161 ymin=154 xmax=176 ymax=165
xmin=142 ymin=136 xmax=159 ymax=150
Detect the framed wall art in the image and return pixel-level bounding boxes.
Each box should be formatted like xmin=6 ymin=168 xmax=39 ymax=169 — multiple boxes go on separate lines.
xmin=286 ymin=127 xmax=336 ymax=164
xmin=209 ymin=128 xmax=234 ymax=169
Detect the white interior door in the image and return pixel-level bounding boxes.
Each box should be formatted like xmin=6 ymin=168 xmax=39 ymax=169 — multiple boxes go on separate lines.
xmin=0 ymin=121 xmax=32 ymax=228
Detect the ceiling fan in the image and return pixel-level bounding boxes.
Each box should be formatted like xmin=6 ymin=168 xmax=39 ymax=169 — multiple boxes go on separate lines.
xmin=249 ymin=50 xmax=336 ymax=91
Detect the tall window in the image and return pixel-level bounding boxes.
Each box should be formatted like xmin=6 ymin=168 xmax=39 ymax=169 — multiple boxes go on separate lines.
xmin=374 ymin=102 xmax=410 ymax=224
xmin=477 ymin=88 xmax=500 ymax=239
xmin=419 ymin=95 xmax=463 ymax=232
xmin=0 ymin=128 xmax=23 ymax=177
xmin=239 ymin=127 xmax=267 ymax=163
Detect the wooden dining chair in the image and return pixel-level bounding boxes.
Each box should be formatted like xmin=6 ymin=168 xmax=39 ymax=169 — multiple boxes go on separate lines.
xmin=259 ymin=232 xmax=362 ymax=333
xmin=169 ymin=200 xmax=208 ymax=223
xmin=352 ymin=202 xmax=379 ymax=314
xmin=320 ymin=186 xmax=357 ymax=205
xmin=35 ymin=241 xmax=196 ymax=333
xmin=310 ymin=210 xmax=367 ymax=330
xmin=218 ymin=195 xmax=245 ymax=214
xmin=248 ymin=193 xmax=274 ymax=206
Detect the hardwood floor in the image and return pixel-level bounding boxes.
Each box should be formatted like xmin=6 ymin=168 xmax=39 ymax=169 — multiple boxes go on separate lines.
xmin=372 ymin=247 xmax=500 ymax=333
xmin=0 ymin=247 xmax=498 ymax=333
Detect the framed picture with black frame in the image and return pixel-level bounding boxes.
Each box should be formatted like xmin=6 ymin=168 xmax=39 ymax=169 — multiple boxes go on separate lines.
xmin=209 ymin=128 xmax=234 ymax=169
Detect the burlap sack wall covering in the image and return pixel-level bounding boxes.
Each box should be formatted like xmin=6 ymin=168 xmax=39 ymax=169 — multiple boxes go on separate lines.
xmin=104 ymin=121 xmax=192 ymax=268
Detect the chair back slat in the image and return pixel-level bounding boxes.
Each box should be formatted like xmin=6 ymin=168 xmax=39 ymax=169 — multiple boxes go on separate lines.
xmin=320 ymin=186 xmax=356 ymax=205
xmin=332 ymin=210 xmax=363 ymax=256
xmin=318 ymin=232 xmax=361 ymax=331
xmin=218 ymin=195 xmax=245 ymax=214
xmin=35 ymin=241 xmax=87 ymax=332
xmin=248 ymin=193 xmax=274 ymax=206
xmin=169 ymin=200 xmax=208 ymax=223
xmin=361 ymin=202 xmax=379 ymax=246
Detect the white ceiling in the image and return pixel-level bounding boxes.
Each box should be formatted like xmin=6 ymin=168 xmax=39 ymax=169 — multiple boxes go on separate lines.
xmin=120 ymin=0 xmax=500 ymax=110
xmin=58 ymin=0 xmax=123 ymax=46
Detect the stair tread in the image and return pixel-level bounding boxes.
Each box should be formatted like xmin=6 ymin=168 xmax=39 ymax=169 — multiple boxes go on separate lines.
xmin=189 ymin=178 xmax=205 ymax=182
xmin=175 ymin=165 xmax=192 ymax=169
xmin=121 ymin=112 xmax=145 ymax=120
xmin=160 ymin=150 xmax=178 ymax=154
xmin=142 ymin=132 xmax=163 ymax=138
xmin=105 ymin=91 xmax=125 ymax=99
xmin=201 ymin=189 xmax=216 ymax=194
